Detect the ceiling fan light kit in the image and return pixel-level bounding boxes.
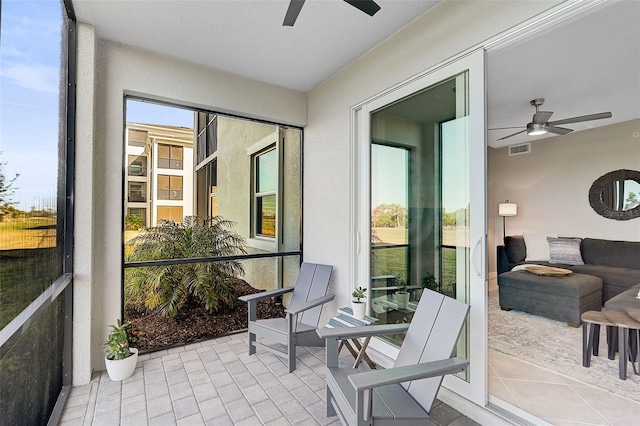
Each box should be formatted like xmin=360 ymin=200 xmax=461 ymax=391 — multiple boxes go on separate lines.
xmin=527 ymin=123 xmax=547 ymax=136
xmin=493 ymin=98 xmax=612 ymax=141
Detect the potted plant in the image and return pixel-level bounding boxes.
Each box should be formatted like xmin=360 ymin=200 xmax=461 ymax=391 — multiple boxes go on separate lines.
xmin=351 ymin=286 xmax=367 ymax=319
xmin=395 ymin=278 xmax=410 ymax=309
xmin=416 ymin=273 xmax=439 ymax=300
xmin=104 ymin=319 xmax=140 ymax=381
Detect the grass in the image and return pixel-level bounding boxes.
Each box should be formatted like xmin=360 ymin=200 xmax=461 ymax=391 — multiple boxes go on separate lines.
xmin=371 ymin=226 xmax=467 ymax=299
xmin=0 ymin=217 xmax=57 ymax=250
xmin=0 ymin=217 xmax=61 ymax=328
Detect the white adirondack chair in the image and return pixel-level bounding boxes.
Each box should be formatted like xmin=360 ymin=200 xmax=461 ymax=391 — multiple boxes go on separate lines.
xmin=239 ymin=262 xmax=334 ymax=373
xmin=317 ymin=289 xmax=470 ymax=425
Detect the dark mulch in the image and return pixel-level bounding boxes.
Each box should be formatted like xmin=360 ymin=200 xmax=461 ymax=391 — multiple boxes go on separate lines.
xmin=124 ymin=278 xmax=286 ymax=353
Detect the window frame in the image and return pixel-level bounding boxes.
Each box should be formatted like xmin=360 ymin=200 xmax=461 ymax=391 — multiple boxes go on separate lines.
xmin=157 ymin=174 xmax=183 ymax=200
xmin=247 ymin=130 xmax=282 ymax=252
xmin=0 ymin=1 xmax=76 ymax=424
xmin=157 ymin=143 xmax=184 ymax=170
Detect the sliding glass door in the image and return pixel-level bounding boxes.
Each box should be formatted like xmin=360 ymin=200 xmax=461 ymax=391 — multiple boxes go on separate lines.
xmin=354 ymin=49 xmax=487 ymax=405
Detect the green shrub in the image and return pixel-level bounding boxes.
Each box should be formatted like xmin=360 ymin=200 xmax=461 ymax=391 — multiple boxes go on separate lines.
xmin=125 ymin=216 xmax=246 ymax=318
xmin=125 ymin=214 xmax=144 ymax=230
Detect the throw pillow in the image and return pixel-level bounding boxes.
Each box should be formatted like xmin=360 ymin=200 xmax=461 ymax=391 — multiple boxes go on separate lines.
xmin=547 ymin=237 xmax=584 ymax=265
xmin=523 ymin=232 xmax=557 ymax=261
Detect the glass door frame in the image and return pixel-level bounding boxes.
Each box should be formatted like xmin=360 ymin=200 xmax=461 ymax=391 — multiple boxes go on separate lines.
xmin=350 ymin=48 xmax=487 ymax=406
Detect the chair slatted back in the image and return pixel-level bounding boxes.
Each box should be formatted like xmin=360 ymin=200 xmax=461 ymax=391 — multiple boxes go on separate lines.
xmin=394 ymin=289 xmax=470 ymax=413
xmin=288 ymin=263 xmax=333 ymax=327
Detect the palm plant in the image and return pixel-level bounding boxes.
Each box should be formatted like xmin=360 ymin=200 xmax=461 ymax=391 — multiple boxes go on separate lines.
xmin=125 ymin=216 xmax=247 ymax=318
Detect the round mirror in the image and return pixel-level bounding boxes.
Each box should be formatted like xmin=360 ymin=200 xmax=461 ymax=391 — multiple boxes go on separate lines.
xmin=589 ymin=169 xmax=640 ymax=220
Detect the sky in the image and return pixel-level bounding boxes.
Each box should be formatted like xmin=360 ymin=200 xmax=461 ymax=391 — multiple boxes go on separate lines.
xmin=1 ymin=0 xmax=64 ymax=209
xmin=126 ymin=99 xmax=194 ymax=129
xmin=0 ymin=1 xmax=194 ymax=210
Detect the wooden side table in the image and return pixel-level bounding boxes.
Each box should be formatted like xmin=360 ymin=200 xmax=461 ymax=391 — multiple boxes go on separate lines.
xmin=325 ymin=307 xmax=378 ymax=369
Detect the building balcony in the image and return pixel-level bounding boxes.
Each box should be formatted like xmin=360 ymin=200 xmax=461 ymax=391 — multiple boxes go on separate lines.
xmin=128 ymin=194 xmax=147 ymax=203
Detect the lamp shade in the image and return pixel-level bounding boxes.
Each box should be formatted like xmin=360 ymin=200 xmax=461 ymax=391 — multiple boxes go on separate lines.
xmin=499 ymin=202 xmax=517 ymax=217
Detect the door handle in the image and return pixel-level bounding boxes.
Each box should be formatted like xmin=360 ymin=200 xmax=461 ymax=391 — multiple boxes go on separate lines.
xmin=472 ymin=237 xmax=483 ymax=278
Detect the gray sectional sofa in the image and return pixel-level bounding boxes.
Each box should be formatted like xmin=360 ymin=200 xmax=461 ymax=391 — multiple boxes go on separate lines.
xmin=497 ymin=236 xmax=640 ymax=324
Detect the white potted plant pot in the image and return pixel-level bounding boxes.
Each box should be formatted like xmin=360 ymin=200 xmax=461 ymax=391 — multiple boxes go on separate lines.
xmin=395 ymin=291 xmax=409 ymax=310
xmin=351 ymin=301 xmax=366 ymax=320
xmin=105 ymin=348 xmax=138 ymax=381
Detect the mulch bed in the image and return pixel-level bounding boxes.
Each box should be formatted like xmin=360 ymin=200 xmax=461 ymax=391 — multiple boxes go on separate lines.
xmin=124 ymin=278 xmax=286 ymax=353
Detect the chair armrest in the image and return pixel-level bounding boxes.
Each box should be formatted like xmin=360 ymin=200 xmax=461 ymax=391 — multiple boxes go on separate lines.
xmin=238 ymin=286 xmax=294 ymax=303
xmin=348 ymin=357 xmax=469 ymax=391
xmin=317 ymin=323 xmax=410 ymax=340
xmin=285 ymin=294 xmax=335 ymax=315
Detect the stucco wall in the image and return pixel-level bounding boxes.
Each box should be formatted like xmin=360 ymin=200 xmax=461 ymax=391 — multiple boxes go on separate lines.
xmin=487 ymin=119 xmax=640 ymax=273
xmin=74 ymin=36 xmax=307 ymax=383
xmin=73 ymin=23 xmax=97 ymax=385
xmin=305 ymin=0 xmax=562 ymax=320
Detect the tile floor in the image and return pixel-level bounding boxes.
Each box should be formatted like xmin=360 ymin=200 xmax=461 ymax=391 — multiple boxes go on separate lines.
xmin=489 ymin=349 xmax=640 ymax=426
xmin=59 ymin=332 xmax=480 ymax=426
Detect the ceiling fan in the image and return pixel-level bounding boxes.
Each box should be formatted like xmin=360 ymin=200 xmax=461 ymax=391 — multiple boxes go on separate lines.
xmin=283 ymin=0 xmax=381 ymax=26
xmin=492 ymin=98 xmax=612 ymax=141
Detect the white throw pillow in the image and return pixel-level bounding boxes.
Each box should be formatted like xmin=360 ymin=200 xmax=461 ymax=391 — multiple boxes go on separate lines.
xmin=523 ymin=232 xmax=557 ymax=261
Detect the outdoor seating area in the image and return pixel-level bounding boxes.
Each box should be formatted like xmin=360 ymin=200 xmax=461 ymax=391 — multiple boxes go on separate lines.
xmin=58 ymin=332 xmax=477 ymax=426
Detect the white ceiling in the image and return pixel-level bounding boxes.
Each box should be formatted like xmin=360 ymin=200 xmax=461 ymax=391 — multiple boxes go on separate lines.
xmin=72 ymin=0 xmax=441 ymax=92
xmin=487 ymin=0 xmax=640 ymax=148
xmin=73 ymin=0 xmax=639 ymax=147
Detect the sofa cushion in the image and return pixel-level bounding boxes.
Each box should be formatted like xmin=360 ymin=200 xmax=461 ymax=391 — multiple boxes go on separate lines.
xmin=504 ymin=235 xmax=526 ymax=264
xmin=524 ymin=232 xmax=556 ymax=261
xmin=570 ymin=264 xmax=640 ymax=300
xmin=547 ymin=237 xmax=584 ymax=265
xmin=581 ymin=238 xmax=640 ymax=270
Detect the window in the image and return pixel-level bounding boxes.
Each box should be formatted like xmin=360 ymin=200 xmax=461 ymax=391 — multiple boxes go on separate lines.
xmin=196 ymin=112 xmax=217 ymax=163
xmin=197 ymin=160 xmax=218 ymax=218
xmin=254 ymin=148 xmax=277 ymax=237
xmin=128 ymin=182 xmax=146 ymax=202
xmin=127 ymin=155 xmax=147 ymax=176
xmin=157 ymin=174 xmax=183 ymax=200
xmin=157 ymin=206 xmax=183 ymax=223
xmin=158 ymin=144 xmax=183 ymax=169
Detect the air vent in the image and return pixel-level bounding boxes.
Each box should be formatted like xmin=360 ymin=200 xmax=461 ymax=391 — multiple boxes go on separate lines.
xmin=508 ymin=143 xmax=531 ymax=156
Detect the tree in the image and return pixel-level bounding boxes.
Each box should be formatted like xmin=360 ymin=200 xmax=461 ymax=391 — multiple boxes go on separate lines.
xmin=624 ymin=191 xmax=639 ymax=210
xmin=372 ymin=203 xmax=407 ymax=228
xmin=125 ymin=216 xmax=247 ymax=318
xmin=0 ymin=155 xmax=19 ymax=219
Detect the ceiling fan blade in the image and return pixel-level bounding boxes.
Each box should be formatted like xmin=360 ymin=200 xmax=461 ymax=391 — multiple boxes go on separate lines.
xmin=546 ymin=126 xmax=573 ymax=135
xmin=343 ymin=0 xmax=381 ymax=17
xmin=548 ymin=112 xmax=612 ymax=126
xmin=283 ymin=0 xmax=305 ymax=26
xmin=497 ymin=129 xmax=527 ymax=141
xmin=532 ymin=111 xmax=553 ymax=124
xmin=488 ymin=126 xmax=526 ymax=130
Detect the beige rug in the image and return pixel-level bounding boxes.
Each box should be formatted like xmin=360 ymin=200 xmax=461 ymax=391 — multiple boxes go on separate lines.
xmin=488 ymin=289 xmax=640 ymax=403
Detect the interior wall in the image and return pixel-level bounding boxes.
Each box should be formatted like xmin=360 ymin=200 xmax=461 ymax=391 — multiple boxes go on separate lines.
xmin=74 ymin=35 xmax=307 ymax=382
xmin=305 ymin=0 xmax=562 ymax=321
xmin=487 ymin=119 xmax=640 ymax=273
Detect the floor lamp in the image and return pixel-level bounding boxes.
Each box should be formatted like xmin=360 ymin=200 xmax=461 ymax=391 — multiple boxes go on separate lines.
xmin=499 ymin=200 xmax=517 ymax=242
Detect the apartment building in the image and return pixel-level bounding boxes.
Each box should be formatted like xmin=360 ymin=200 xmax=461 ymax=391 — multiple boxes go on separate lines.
xmin=125 ymin=123 xmax=194 ymax=228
